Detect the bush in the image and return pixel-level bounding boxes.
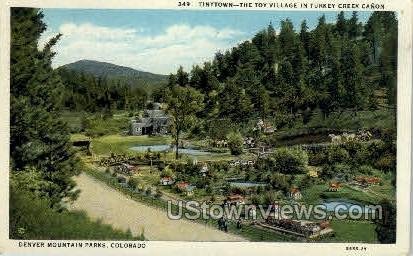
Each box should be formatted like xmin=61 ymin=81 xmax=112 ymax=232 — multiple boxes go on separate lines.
xmin=309 ymin=151 xmax=327 ymax=166
xmin=117 ymin=176 xmax=126 ymax=184
xmin=227 ymin=131 xmax=244 ymax=155
xmin=326 ymin=146 xmax=349 ymax=164
xmin=271 ymin=147 xmax=308 ymax=174
xmin=358 ymin=165 xmax=378 ymax=175
xmin=154 ymin=190 xmax=163 ymax=199
xmin=145 ymin=187 xmax=152 ymax=196
xmin=375 ymin=154 xmax=396 ymax=171
xmin=127 ymin=178 xmax=139 ymax=190
xmin=321 ymin=163 xmax=353 ymax=181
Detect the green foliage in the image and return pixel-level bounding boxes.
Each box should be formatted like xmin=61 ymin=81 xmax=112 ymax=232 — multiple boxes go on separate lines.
xmin=127 ymin=177 xmax=139 ymax=190
xmin=57 ymin=68 xmax=150 ymax=113
xmin=326 ymin=146 xmax=350 ymax=163
xmin=10 ymin=8 xmax=80 ymax=205
xmin=165 ymin=85 xmax=204 ymax=159
xmin=270 ymin=173 xmax=292 ymax=193
xmin=321 ymin=163 xmax=354 ymax=181
xmin=159 ymin=11 xmax=397 ymax=130
xmin=271 ymin=147 xmax=309 ymax=174
xmin=226 ymin=131 xmax=244 ymax=155
xmin=374 ymin=199 xmax=396 ymax=243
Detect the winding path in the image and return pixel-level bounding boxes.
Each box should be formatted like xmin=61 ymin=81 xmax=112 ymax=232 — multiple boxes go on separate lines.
xmin=69 ymin=173 xmax=246 ymax=241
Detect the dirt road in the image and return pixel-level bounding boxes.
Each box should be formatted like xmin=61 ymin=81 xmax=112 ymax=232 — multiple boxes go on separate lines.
xmin=69 ymin=173 xmax=246 ymax=241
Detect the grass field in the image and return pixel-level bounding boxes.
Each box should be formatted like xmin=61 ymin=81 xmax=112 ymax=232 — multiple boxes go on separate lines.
xmin=324 ymin=220 xmax=377 ymax=243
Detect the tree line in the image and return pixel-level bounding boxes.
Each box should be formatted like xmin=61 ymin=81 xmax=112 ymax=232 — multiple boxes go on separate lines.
xmin=155 ymin=11 xmax=397 ymax=126
xmin=57 ymin=68 xmax=149 ymax=113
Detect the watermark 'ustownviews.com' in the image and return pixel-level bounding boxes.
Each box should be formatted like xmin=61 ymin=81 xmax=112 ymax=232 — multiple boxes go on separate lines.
xmin=167 ymin=201 xmax=383 ymax=221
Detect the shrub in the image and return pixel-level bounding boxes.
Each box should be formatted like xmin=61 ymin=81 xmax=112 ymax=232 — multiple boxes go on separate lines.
xmin=375 ymin=154 xmax=396 ymax=171
xmin=117 ymin=176 xmax=126 ymax=184
xmin=127 ymin=178 xmax=139 ymax=190
xmin=326 ymin=146 xmax=349 ymax=164
xmin=271 ymin=147 xmax=308 ymax=174
xmin=321 ymin=163 xmax=353 ymax=181
xmin=309 ymin=151 xmax=327 ymax=166
xmin=358 ymin=165 xmax=378 ymax=175
xmin=154 ymin=190 xmax=163 ymax=199
xmin=263 ymin=191 xmax=282 ymax=205
xmin=145 ymin=187 xmax=152 ymax=196
xmin=227 ymin=131 xmax=244 ymax=155
xmin=250 ymin=194 xmax=263 ymax=205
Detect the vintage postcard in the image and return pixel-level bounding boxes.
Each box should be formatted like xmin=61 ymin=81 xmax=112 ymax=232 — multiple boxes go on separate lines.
xmin=0 ymin=0 xmax=411 ymax=255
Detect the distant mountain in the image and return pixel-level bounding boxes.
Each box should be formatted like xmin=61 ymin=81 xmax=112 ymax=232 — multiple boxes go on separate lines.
xmin=60 ymin=60 xmax=167 ymax=85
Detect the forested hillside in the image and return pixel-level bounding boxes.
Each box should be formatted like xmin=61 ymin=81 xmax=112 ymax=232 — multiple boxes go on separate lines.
xmin=62 ymin=60 xmax=167 ymax=83
xmin=56 ymin=60 xmax=168 ymax=113
xmin=154 ymin=11 xmax=397 ymax=130
xmin=57 ymin=68 xmax=150 ymax=112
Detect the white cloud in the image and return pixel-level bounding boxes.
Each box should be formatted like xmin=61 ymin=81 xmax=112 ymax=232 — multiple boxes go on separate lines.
xmin=39 ymin=23 xmax=245 ymax=74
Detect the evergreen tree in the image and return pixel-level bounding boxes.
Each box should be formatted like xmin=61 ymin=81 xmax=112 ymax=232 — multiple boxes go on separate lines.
xmin=335 ymin=11 xmax=348 ymax=37
xmin=10 ymin=8 xmax=80 ymax=205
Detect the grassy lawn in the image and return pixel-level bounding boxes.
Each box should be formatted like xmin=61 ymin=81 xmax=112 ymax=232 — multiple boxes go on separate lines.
xmin=91 ymin=135 xmax=172 ymax=155
xmin=324 ymin=220 xmax=377 ymax=243
xmin=302 ymin=183 xmax=387 ymax=205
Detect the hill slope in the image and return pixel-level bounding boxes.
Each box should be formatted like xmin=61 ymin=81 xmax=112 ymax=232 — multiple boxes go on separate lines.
xmin=60 ymin=60 xmax=167 ymax=85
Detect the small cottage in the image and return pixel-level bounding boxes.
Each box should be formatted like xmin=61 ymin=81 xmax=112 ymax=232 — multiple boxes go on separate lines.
xmin=255 ymin=119 xmax=276 ymax=134
xmin=160 ymin=176 xmax=174 ymax=186
xmin=289 ymin=188 xmax=302 ymax=200
xmin=225 ymin=194 xmax=245 ymax=205
xmin=354 ymin=176 xmax=381 ymax=187
xmin=176 ymin=181 xmax=196 ymax=196
xmin=328 ymin=182 xmax=341 ymax=192
xmin=130 ymin=103 xmax=170 ymax=136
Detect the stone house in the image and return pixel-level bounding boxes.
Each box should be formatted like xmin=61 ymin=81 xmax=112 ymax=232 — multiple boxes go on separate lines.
xmin=130 ymin=103 xmax=169 ymax=135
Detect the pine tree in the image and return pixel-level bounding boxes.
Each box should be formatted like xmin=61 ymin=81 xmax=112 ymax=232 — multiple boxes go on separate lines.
xmin=10 ymin=8 xmax=80 ymax=205
xmin=335 ymin=11 xmax=348 ymax=37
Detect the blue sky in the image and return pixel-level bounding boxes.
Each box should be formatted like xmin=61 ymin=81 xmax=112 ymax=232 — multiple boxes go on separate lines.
xmin=40 ymin=9 xmax=372 ymax=74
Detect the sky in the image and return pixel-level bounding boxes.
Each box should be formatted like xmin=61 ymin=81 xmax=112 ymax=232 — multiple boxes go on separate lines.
xmin=39 ymin=9 xmax=373 ymax=75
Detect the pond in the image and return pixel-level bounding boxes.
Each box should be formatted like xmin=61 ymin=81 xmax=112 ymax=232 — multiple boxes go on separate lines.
xmin=322 ymin=199 xmax=376 ymax=213
xmin=129 ymin=144 xmax=213 ymax=156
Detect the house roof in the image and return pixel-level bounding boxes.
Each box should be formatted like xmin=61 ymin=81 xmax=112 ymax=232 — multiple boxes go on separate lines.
xmin=290 ymin=188 xmax=300 ymax=194
xmin=227 ymin=194 xmax=244 ymax=201
xmin=161 ymin=176 xmax=173 ymax=181
xmin=329 ymin=182 xmax=341 ymax=188
xmin=176 ymin=181 xmax=189 ymax=189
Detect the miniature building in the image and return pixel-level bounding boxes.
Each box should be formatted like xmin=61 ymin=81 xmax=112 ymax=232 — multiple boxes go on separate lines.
xmin=255 ymin=119 xmax=276 ymax=134
xmin=328 ymin=182 xmax=341 ymax=192
xmin=113 ymin=163 xmax=137 ymax=176
xmin=160 ymin=176 xmax=174 ymax=186
xmin=130 ymin=103 xmax=169 ymax=135
xmin=176 ymin=181 xmax=196 ymax=196
xmin=354 ymin=176 xmax=381 ymax=187
xmin=226 ymin=194 xmax=245 ymax=205
xmin=289 ymin=188 xmax=302 ymax=200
